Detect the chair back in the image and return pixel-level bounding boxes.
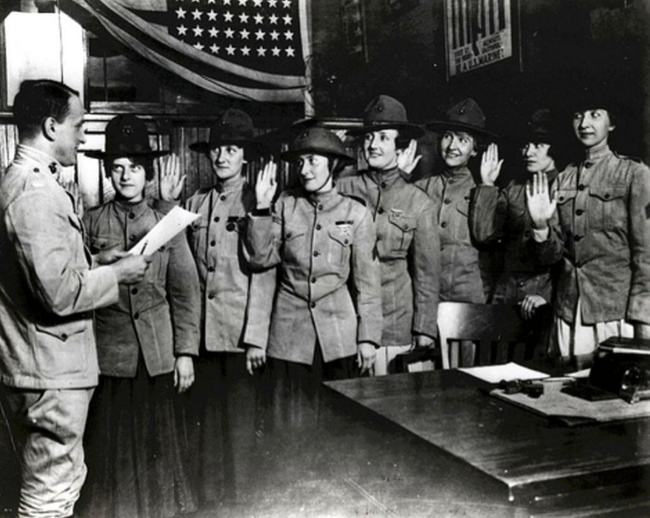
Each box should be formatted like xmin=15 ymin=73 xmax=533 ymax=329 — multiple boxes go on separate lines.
xmin=437 ymin=302 xmax=532 ymax=369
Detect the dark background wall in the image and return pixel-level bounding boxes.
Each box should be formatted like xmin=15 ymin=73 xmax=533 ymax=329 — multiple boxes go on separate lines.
xmin=310 ymin=0 xmax=650 ymax=178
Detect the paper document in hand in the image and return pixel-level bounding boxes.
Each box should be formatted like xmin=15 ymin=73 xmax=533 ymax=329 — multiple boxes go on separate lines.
xmin=129 ymin=206 xmax=200 ymax=255
xmin=459 ymin=362 xmax=550 ymax=384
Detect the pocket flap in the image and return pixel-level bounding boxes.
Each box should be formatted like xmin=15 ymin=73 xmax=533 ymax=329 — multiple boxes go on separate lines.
xmin=388 ymin=212 xmax=416 ymax=232
xmin=328 ymin=227 xmax=353 ymax=247
xmin=35 ymin=318 xmax=87 ymax=342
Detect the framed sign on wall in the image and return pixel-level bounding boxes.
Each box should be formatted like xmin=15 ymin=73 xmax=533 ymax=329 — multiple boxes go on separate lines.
xmin=443 ymin=0 xmax=521 ymax=80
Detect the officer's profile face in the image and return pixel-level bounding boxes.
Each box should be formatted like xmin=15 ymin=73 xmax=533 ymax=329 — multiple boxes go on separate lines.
xmin=52 ymin=95 xmax=86 ymax=168
xmin=363 ymin=129 xmax=399 ymax=171
xmin=440 ymin=131 xmax=476 ymax=169
xmin=297 ymin=153 xmax=332 ymax=193
xmin=521 ymin=142 xmax=555 ymax=174
xmin=572 ymin=109 xmax=614 ymax=150
xmin=210 ymin=144 xmax=245 ymax=181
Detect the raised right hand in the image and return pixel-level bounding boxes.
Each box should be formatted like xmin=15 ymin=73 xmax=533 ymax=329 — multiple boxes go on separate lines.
xmin=158 ymin=154 xmax=186 ymax=201
xmin=480 ymin=143 xmax=504 ymax=186
xmin=525 ymin=172 xmax=557 ymax=230
xmin=255 ymin=161 xmax=278 ymax=210
xmin=111 ymin=255 xmax=152 ymax=284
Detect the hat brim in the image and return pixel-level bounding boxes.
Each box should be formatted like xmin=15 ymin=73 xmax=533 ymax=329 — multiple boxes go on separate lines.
xmin=85 ymin=149 xmax=170 ymax=159
xmin=189 ymin=139 xmax=266 ymax=155
xmin=425 ymin=120 xmax=499 ymax=140
xmin=346 ymin=122 xmax=424 ymax=140
xmin=280 ymin=147 xmax=355 ymax=166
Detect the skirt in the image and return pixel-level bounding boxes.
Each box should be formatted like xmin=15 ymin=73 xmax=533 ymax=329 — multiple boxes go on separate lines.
xmin=260 ymin=344 xmax=358 ymax=436
xmin=78 ymin=364 xmax=197 ymax=518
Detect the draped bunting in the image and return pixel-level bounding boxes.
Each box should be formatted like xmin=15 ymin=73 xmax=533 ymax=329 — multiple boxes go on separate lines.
xmin=63 ymin=0 xmax=309 ymax=103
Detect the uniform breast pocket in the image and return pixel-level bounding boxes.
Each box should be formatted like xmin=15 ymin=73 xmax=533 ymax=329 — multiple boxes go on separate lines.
xmin=282 ymin=223 xmax=310 ymax=265
xmin=455 ymin=196 xmax=471 ymax=218
xmin=327 ymin=226 xmax=353 ymax=267
xmin=555 ymin=189 xmax=578 ymax=232
xmin=588 ymin=184 xmax=627 ymax=231
xmin=187 ymin=218 xmax=209 ymax=257
xmin=387 ymin=213 xmax=416 ymax=254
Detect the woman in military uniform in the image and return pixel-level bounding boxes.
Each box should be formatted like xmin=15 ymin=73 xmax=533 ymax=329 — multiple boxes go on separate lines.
xmin=337 ymin=95 xmax=440 ymax=375
xmin=526 ymin=88 xmax=650 ymax=368
xmin=247 ymin=127 xmax=382 ymax=430
xmin=81 ymin=115 xmax=200 ymax=518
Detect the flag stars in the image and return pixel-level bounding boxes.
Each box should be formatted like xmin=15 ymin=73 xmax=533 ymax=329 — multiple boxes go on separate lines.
xmin=194 ymin=42 xmax=204 ymax=51
xmin=282 ymin=14 xmax=292 ymax=24
xmin=224 ymin=27 xmax=235 ymax=38
xmin=177 ymin=25 xmax=188 ymax=36
xmin=207 ymin=0 xmax=216 ymax=3
xmin=223 ymin=11 xmax=234 ymax=22
xmin=238 ymin=0 xmax=248 ymax=5
xmin=269 ymin=14 xmax=278 ymax=24
xmin=175 ymin=7 xmax=186 ymax=19
xmin=255 ymin=29 xmax=265 ymax=40
xmin=223 ymin=0 xmax=232 ymax=4
xmin=210 ymin=44 xmax=220 ymax=54
xmin=271 ymin=46 xmax=281 ymax=56
xmin=226 ymin=45 xmax=236 ymax=55
xmin=282 ymin=0 xmax=291 ymax=7
xmin=270 ymin=30 xmax=279 ymax=40
xmin=209 ymin=27 xmax=219 ymax=38
xmin=193 ymin=25 xmax=204 ymax=37
xmin=241 ymin=46 xmax=251 ymax=56
xmin=191 ymin=9 xmax=202 ymax=20
xmin=285 ymin=46 xmax=295 ymax=57
xmin=240 ymin=29 xmax=250 ymax=39
xmin=257 ymin=46 xmax=267 ymax=56
xmin=239 ymin=13 xmax=249 ymax=23
xmin=268 ymin=0 xmax=278 ymax=7
xmin=207 ymin=10 xmax=217 ymax=21
xmin=253 ymin=13 xmax=264 ymax=24
xmin=253 ymin=0 xmax=263 ymax=6
xmin=284 ymin=30 xmax=294 ymax=40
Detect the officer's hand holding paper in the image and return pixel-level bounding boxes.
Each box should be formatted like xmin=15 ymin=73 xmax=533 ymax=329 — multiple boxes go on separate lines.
xmin=129 ymin=206 xmax=200 ymax=255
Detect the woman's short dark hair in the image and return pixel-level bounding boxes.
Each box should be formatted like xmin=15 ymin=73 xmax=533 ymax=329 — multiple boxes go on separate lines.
xmin=104 ymin=156 xmax=155 ymax=181
xmin=13 ymin=80 xmax=79 ymax=139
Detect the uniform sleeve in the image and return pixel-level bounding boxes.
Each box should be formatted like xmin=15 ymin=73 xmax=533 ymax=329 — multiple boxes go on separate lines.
xmin=166 ymin=232 xmax=201 ymax=356
xmin=242 ymin=267 xmax=277 ymax=349
xmin=6 ymin=190 xmax=118 ymax=316
xmin=627 ymin=163 xmax=650 ymax=324
xmin=470 ymin=184 xmax=508 ymax=244
xmin=245 ymin=198 xmax=285 ymax=270
xmin=411 ymin=196 xmax=440 ymax=338
xmin=351 ymin=207 xmax=383 ymax=346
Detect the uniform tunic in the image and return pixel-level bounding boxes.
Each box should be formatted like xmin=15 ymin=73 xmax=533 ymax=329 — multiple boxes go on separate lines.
xmin=532 ymin=147 xmax=650 ymax=326
xmin=470 ymin=170 xmax=559 ymax=304
xmin=337 ymin=168 xmax=439 ymax=346
xmin=84 ymin=199 xmax=200 ymax=376
xmin=185 ymin=174 xmax=274 ymax=351
xmin=417 ymin=167 xmax=486 ymax=303
xmin=246 ymin=186 xmax=382 ymax=363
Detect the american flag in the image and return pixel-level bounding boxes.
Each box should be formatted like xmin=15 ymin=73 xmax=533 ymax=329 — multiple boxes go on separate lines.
xmin=64 ymin=0 xmax=308 ymax=102
xmin=168 ymin=0 xmax=305 ymax=77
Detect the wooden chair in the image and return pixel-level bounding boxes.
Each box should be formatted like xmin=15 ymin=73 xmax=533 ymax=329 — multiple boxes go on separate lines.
xmin=438 ymin=301 xmax=545 ymax=369
xmin=394 ymin=301 xmax=550 ymax=372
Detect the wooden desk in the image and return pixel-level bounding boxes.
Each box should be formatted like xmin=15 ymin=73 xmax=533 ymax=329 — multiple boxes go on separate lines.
xmin=325 ymin=370 xmax=650 ymax=515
